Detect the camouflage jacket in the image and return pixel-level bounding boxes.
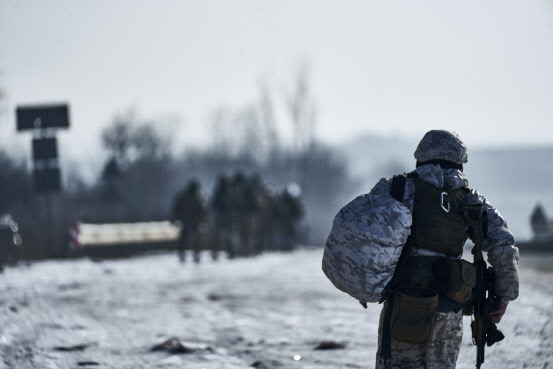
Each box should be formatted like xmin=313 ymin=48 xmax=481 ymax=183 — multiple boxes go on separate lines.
xmin=370 ymin=164 xmax=519 ymax=302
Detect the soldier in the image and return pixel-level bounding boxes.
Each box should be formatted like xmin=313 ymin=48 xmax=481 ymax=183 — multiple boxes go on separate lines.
xmin=367 ymin=130 xmax=520 ymax=368
xmin=229 ymin=171 xmax=258 ymax=257
xmin=273 ymin=183 xmax=304 ymax=251
xmin=210 ymin=175 xmax=232 ymax=260
xmin=0 ymin=214 xmax=22 ymax=272
xmin=249 ymin=174 xmax=275 ymax=255
xmin=530 ymin=204 xmax=551 ymax=240
xmin=100 ymin=157 xmax=122 ymax=202
xmin=171 ymin=179 xmax=206 ymax=263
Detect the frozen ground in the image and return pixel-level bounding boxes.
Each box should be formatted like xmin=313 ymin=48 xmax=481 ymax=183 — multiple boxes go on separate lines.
xmin=0 ymin=248 xmax=551 ymax=369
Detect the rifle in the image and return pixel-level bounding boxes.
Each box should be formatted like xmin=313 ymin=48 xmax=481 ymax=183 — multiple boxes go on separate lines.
xmin=464 ymin=204 xmax=505 ymax=369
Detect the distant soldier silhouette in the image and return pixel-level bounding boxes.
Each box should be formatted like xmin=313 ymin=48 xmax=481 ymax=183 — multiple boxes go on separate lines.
xmin=171 ymin=179 xmax=206 ymax=263
xmin=0 ymin=214 xmax=22 ymax=272
xmin=273 ymin=183 xmax=304 ymax=251
xmin=530 ymin=204 xmax=551 ymax=240
xmin=229 ymin=172 xmax=258 ymax=257
xmin=225 ymin=173 xmax=244 ymax=258
xmin=249 ymin=174 xmax=274 ymax=255
xmin=210 ymin=175 xmax=233 ymax=260
xmin=100 ymin=157 xmax=122 ymax=202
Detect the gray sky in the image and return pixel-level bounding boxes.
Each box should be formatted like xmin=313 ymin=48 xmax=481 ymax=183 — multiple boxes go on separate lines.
xmin=1 ymin=0 xmax=553 ymax=168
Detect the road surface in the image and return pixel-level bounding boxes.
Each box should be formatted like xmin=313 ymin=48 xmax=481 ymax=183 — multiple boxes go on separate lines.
xmin=0 ymin=249 xmax=551 ymax=369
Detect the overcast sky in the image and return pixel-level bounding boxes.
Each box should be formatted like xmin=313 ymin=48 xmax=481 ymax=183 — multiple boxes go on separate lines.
xmin=1 ymin=0 xmax=553 ymax=167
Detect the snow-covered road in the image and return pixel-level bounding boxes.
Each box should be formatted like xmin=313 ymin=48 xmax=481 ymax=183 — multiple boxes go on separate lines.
xmin=0 ymin=249 xmax=551 ymax=369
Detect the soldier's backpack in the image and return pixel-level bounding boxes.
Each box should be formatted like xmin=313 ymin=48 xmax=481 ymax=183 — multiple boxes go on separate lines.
xmin=322 ymin=176 xmax=412 ymax=303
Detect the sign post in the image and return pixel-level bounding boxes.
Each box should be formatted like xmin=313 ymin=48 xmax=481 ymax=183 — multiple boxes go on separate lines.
xmin=16 ymin=103 xmax=70 ymax=254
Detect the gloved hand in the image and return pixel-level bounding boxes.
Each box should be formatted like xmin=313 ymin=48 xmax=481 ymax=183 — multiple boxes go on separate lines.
xmin=489 ymin=301 xmax=508 ymax=323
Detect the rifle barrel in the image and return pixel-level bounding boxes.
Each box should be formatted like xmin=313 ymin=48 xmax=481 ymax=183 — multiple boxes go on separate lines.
xmin=477 ymin=345 xmax=485 ymax=368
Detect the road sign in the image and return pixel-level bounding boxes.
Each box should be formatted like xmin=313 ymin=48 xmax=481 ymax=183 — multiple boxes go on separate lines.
xmin=33 ymin=167 xmax=61 ymax=193
xmin=32 ymin=137 xmax=58 ymax=160
xmin=16 ymin=104 xmax=69 ymax=131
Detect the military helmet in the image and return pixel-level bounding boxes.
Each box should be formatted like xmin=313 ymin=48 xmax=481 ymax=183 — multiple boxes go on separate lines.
xmin=185 ymin=178 xmax=200 ymax=193
xmin=414 ymin=130 xmax=468 ymax=165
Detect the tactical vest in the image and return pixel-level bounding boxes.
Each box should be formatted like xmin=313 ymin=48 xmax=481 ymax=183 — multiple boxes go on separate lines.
xmin=379 ymin=173 xmax=478 ymax=358
xmin=411 ymin=177 xmax=469 ymax=257
xmin=386 ymin=172 xmax=476 ymax=310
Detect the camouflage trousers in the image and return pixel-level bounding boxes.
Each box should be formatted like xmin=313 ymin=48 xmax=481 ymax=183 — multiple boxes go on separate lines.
xmin=376 ymin=304 xmax=463 ymax=369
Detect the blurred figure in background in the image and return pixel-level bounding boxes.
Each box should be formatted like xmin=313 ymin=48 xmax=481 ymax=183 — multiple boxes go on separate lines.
xmin=530 ymin=204 xmax=553 ymax=241
xmin=210 ymin=175 xmax=233 ymax=261
xmin=205 ymin=172 xmax=306 ymax=259
xmin=229 ymin=172 xmax=258 ymax=257
xmin=100 ymin=157 xmax=122 ymax=202
xmin=273 ymin=183 xmax=304 ymax=251
xmin=250 ymin=174 xmax=275 ymax=255
xmin=171 ymin=179 xmax=206 ymax=263
xmin=0 ymin=214 xmax=22 ymax=272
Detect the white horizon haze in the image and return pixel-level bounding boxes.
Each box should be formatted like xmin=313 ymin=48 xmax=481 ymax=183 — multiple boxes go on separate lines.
xmin=1 ymin=0 xmax=553 ymax=170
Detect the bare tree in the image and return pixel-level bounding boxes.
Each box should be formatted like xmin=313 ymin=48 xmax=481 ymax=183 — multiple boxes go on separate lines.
xmin=208 ymin=87 xmax=279 ymax=164
xmin=286 ymin=64 xmax=317 ymax=156
xmin=102 ymin=111 xmax=172 ymax=167
xmin=97 ymin=112 xmax=176 ymax=221
xmin=101 ymin=116 xmax=133 ymax=167
xmin=258 ymin=82 xmax=279 ymax=151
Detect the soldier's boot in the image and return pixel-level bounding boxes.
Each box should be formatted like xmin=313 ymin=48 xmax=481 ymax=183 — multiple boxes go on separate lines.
xmin=226 ymin=241 xmax=235 ymax=259
xmin=192 ymin=233 xmax=201 ymax=263
xmin=210 ymin=232 xmax=220 ymax=261
xmin=178 ymin=250 xmax=186 ymax=263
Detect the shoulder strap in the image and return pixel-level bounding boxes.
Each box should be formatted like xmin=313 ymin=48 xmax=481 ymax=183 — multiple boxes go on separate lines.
xmin=380 ymin=173 xmax=419 ymax=363
xmin=383 ymin=172 xmax=422 ymax=299
xmin=391 ymin=171 xmax=419 ymax=201
xmin=381 ymin=175 xmax=419 ymax=302
xmin=380 ymin=177 xmax=417 ymax=363
xmin=391 ymin=174 xmax=407 ymax=202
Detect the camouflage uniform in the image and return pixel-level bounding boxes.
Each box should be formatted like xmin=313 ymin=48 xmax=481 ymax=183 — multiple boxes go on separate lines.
xmin=273 ymin=186 xmax=304 ymax=251
xmin=371 ymin=131 xmax=519 ymax=368
xmin=376 ymin=308 xmax=464 ymax=369
xmin=171 ymin=180 xmax=206 ymax=263
xmin=210 ymin=176 xmax=233 ymax=260
xmin=249 ymin=175 xmax=274 ymax=254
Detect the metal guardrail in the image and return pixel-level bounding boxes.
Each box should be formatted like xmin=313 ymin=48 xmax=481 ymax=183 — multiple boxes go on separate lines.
xmin=69 ymin=221 xmax=180 ymax=250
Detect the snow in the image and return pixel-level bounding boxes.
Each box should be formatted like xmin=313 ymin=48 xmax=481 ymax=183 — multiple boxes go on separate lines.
xmin=0 ymin=249 xmax=551 ymax=369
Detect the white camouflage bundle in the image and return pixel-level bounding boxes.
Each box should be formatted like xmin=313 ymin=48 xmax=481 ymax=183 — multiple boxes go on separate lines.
xmin=322 ymin=192 xmax=412 ymax=303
